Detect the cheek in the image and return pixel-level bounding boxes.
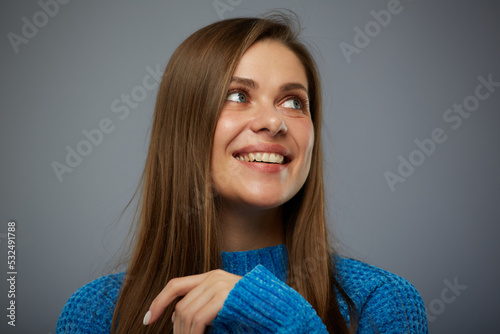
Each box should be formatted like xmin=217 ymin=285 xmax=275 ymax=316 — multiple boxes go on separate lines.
xmin=213 ymin=113 xmax=245 ymax=147
xmin=211 ymin=113 xmax=246 ymax=181
xmin=212 ymin=117 xmax=232 ymax=159
xmin=299 ymin=121 xmax=315 ymax=162
xmin=297 ymin=123 xmax=315 ymax=186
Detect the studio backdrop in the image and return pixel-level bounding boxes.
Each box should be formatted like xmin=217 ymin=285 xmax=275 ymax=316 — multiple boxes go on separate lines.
xmin=1 ymin=1 xmax=499 ymax=333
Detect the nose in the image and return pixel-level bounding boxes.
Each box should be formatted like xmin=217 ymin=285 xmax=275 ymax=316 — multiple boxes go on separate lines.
xmin=249 ymin=104 xmax=287 ymax=137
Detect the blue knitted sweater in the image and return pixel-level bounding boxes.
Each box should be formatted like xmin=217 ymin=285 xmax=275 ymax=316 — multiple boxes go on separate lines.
xmin=56 ymin=245 xmax=428 ymax=333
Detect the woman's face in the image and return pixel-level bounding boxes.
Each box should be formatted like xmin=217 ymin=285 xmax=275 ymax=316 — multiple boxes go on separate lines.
xmin=211 ymin=40 xmax=314 ymax=210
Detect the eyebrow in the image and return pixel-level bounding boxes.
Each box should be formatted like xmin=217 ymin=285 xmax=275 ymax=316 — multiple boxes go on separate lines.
xmin=231 ymin=76 xmax=257 ymax=89
xmin=280 ymin=82 xmax=308 ymax=94
xmin=230 ymin=76 xmax=308 ymax=95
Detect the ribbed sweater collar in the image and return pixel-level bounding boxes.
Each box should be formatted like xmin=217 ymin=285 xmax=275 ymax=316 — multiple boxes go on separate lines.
xmin=221 ymin=244 xmax=288 ymax=282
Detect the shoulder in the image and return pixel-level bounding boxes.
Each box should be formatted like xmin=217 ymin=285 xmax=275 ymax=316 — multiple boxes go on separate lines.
xmin=334 ymin=256 xmax=421 ymax=305
xmin=334 ymin=256 xmax=428 ymax=333
xmin=56 ymin=272 xmax=125 ymax=334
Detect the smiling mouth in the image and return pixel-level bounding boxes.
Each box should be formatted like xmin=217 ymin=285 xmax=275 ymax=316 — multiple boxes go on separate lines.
xmin=234 ymin=152 xmax=286 ymax=164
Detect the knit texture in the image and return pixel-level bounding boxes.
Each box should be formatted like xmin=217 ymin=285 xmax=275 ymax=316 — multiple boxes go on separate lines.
xmin=56 ymin=245 xmax=428 ymax=333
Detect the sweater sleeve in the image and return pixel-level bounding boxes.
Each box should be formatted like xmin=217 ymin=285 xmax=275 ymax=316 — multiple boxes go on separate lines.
xmin=211 ymin=264 xmax=328 ymax=333
xmin=56 ymin=273 xmax=124 ymax=334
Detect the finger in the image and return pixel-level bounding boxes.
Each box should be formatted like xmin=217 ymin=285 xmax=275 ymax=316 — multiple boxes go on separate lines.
xmin=147 ymin=272 xmax=209 ymax=325
xmin=173 ymin=271 xmax=238 ymax=333
xmin=172 ymin=282 xmax=216 ymax=333
xmin=173 ymin=275 xmax=212 ymax=315
xmin=173 ymin=307 xmax=184 ymax=334
xmin=189 ymin=294 xmax=227 ymax=334
xmin=174 ymin=296 xmax=220 ymax=334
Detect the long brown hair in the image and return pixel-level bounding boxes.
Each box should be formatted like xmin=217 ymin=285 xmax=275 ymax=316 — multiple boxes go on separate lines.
xmin=112 ymin=13 xmax=357 ymax=333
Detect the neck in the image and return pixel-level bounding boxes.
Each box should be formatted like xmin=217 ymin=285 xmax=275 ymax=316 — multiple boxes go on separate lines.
xmin=218 ymin=203 xmax=284 ymax=252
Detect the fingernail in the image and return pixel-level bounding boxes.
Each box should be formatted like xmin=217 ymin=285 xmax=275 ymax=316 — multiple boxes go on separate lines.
xmin=143 ymin=310 xmax=151 ymax=325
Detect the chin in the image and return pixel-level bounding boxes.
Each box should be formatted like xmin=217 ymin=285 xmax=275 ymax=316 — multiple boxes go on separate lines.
xmin=249 ymin=199 xmax=285 ymax=209
xmin=239 ymin=191 xmax=292 ymax=209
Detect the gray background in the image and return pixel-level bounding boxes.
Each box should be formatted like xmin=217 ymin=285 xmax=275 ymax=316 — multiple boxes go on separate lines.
xmin=1 ymin=0 xmax=499 ymax=333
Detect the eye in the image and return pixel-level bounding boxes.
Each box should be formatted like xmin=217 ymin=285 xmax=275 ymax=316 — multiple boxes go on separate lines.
xmin=226 ymin=92 xmax=247 ymax=103
xmin=282 ymin=98 xmax=302 ymax=110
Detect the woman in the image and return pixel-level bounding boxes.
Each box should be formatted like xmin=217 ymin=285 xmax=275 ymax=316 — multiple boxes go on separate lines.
xmin=56 ymin=13 xmax=428 ymax=333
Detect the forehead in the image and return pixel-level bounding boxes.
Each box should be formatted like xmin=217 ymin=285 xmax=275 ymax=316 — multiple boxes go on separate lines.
xmin=232 ymin=40 xmax=308 ymax=90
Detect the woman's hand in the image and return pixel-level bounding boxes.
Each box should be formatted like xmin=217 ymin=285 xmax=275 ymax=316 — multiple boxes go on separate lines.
xmin=143 ymin=269 xmax=242 ymax=333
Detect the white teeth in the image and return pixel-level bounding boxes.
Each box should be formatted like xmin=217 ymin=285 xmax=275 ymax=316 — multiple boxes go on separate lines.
xmin=235 ymin=152 xmax=285 ymax=164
